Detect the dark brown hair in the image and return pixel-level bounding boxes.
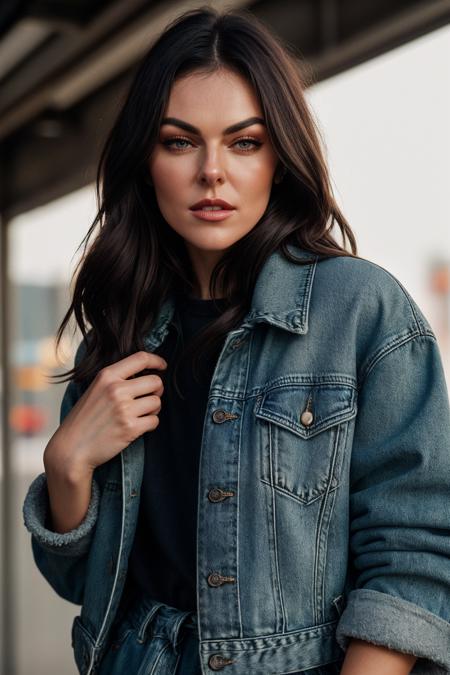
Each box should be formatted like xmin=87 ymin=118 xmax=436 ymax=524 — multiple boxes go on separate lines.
xmin=51 ymin=5 xmax=360 ymax=394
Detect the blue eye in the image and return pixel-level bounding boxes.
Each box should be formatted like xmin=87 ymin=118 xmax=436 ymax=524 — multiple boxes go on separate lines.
xmin=234 ymin=138 xmax=262 ymax=151
xmin=163 ymin=138 xmax=192 ymax=150
xmin=162 ymin=136 xmax=262 ymax=152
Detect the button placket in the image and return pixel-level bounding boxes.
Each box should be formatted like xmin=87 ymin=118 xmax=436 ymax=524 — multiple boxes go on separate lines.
xmin=202 ymin=332 xmax=245 ymax=658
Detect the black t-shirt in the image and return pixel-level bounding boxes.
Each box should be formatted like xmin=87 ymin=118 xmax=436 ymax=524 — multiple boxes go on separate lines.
xmin=126 ymin=290 xmax=228 ymax=612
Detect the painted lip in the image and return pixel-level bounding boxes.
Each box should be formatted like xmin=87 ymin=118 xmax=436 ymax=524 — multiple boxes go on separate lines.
xmin=189 ymin=198 xmax=235 ymax=210
xmin=190 ymin=208 xmax=235 ymax=222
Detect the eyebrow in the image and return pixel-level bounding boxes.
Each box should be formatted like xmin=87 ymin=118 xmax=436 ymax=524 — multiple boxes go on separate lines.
xmin=160 ymin=116 xmax=266 ymax=135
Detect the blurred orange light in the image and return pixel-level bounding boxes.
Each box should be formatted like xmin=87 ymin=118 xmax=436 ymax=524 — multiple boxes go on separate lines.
xmin=10 ymin=404 xmax=48 ymax=434
xmin=14 ymin=365 xmax=50 ymax=391
xmin=431 ymin=264 xmax=449 ymax=295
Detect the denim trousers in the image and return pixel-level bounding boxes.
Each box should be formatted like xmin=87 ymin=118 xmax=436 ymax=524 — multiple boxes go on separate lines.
xmin=96 ymin=593 xmax=200 ymax=674
xmin=96 ymin=592 xmax=344 ymax=674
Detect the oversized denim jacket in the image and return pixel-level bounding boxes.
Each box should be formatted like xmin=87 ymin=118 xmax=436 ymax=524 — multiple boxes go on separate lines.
xmin=23 ymin=243 xmax=450 ymax=674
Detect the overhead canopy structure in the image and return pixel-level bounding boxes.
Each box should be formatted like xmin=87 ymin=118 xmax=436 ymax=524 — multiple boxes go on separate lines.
xmin=1 ymin=0 xmax=449 ymax=219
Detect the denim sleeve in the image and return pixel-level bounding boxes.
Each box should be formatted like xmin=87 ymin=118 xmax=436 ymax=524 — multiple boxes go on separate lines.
xmin=22 ymin=336 xmax=101 ymax=603
xmin=23 ymin=469 xmax=100 ymax=556
xmin=335 ymin=333 xmax=450 ymax=674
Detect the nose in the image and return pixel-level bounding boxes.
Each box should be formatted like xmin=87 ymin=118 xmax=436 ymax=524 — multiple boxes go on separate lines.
xmin=197 ymin=152 xmax=226 ymax=185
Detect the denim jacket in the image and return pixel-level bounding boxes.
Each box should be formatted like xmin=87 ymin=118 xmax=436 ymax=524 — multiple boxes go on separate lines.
xmin=23 ymin=243 xmax=450 ymax=675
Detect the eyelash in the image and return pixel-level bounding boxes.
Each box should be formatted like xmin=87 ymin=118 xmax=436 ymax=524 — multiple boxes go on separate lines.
xmin=162 ymin=135 xmax=263 ymax=153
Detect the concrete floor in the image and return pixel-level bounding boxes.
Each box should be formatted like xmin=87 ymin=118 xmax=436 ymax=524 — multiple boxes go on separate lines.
xmin=10 ymin=439 xmax=79 ymax=674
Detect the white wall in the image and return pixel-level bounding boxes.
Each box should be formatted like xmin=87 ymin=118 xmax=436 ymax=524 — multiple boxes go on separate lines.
xmin=306 ymin=23 xmax=450 ymax=379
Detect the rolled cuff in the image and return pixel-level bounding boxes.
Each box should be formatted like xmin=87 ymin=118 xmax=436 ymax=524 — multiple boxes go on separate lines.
xmin=335 ymin=588 xmax=450 ymax=674
xmin=22 ymin=472 xmax=100 ymax=557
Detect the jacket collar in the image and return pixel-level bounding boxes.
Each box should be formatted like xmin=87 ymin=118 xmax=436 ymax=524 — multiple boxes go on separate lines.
xmin=245 ymin=243 xmax=317 ymax=334
xmin=144 ymin=243 xmax=317 ymax=350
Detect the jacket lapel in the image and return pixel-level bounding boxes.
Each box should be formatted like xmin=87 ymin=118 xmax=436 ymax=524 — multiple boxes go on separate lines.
xmin=143 ymin=243 xmax=317 ymax=352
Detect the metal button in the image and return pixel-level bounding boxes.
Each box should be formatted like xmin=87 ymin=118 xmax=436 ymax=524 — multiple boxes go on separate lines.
xmin=207 ymin=572 xmax=224 ymax=587
xmin=212 ymin=409 xmax=227 ymax=423
xmin=300 ymin=410 xmax=314 ymax=426
xmin=208 ymin=487 xmax=235 ymax=502
xmin=212 ymin=409 xmax=239 ymax=423
xmin=208 ymin=488 xmax=224 ymax=502
xmin=207 ymin=572 xmax=236 ymax=587
xmin=230 ymin=337 xmax=246 ymax=350
xmin=208 ymin=653 xmax=236 ymax=670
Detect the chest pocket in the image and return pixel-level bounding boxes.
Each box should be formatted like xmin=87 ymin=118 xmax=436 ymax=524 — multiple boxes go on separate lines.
xmin=254 ymin=381 xmax=357 ymax=505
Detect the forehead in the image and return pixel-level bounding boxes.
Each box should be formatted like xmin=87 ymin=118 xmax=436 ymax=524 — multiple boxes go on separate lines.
xmin=164 ymin=69 xmax=263 ymax=127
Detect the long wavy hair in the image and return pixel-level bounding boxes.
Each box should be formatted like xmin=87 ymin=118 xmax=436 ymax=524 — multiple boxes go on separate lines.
xmin=51 ymin=5 xmax=360 ymax=396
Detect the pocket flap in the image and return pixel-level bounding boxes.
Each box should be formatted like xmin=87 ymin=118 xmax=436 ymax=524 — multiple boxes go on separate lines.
xmin=255 ymin=382 xmax=357 ymax=439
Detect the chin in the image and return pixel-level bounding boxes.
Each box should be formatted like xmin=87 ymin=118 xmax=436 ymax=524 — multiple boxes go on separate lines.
xmin=184 ymin=232 xmax=242 ymax=250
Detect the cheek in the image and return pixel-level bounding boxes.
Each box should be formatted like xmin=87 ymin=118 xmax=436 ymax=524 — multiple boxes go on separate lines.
xmin=240 ymin=167 xmax=274 ymax=206
xmin=239 ymin=151 xmax=277 ymax=188
xmin=150 ymin=153 xmax=188 ymax=194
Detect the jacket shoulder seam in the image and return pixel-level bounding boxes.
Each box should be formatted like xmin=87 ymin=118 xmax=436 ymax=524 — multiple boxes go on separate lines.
xmin=383 ymin=269 xmax=424 ymax=334
xmin=360 ymin=330 xmax=437 ymax=388
xmin=359 ymin=259 xmax=428 ymax=335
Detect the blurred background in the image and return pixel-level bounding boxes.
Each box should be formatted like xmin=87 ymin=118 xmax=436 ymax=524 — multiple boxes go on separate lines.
xmin=0 ymin=1 xmax=449 ymax=673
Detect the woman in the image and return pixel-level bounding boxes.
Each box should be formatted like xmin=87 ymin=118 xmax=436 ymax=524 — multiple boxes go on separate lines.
xmin=23 ymin=6 xmax=450 ymax=675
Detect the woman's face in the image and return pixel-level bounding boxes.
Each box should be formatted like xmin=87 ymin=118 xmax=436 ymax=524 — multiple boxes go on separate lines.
xmin=148 ymin=68 xmax=279 ymax=257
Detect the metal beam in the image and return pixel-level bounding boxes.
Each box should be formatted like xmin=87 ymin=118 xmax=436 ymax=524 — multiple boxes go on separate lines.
xmin=311 ymin=0 xmax=450 ymax=80
xmin=0 ymin=0 xmax=252 ymax=141
xmin=1 ymin=0 xmax=450 ymax=219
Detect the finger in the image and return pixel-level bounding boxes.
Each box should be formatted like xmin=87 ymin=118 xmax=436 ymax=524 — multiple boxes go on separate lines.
xmin=131 ymin=394 xmax=162 ymax=418
xmin=134 ymin=411 xmax=161 ymax=436
xmin=107 ymin=351 xmax=168 ymax=381
xmin=124 ymin=374 xmax=165 ymax=398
